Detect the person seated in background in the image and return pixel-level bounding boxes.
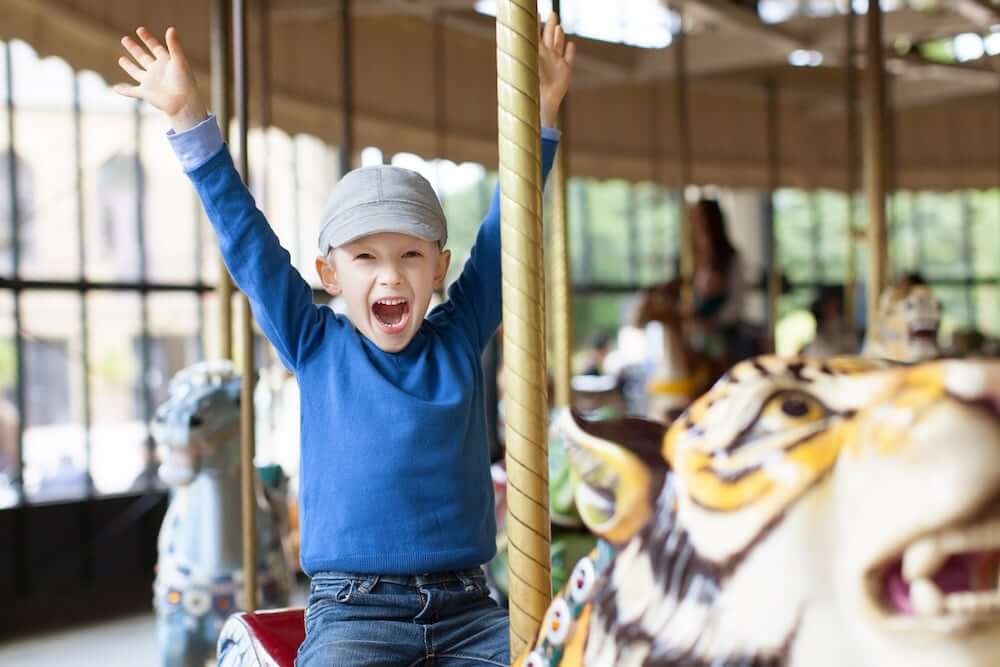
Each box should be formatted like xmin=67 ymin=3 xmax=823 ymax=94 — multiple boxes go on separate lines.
xmin=801 ymin=285 xmax=858 ymax=358
xmin=688 ymin=198 xmax=748 ymax=367
xmin=579 ymin=330 xmax=613 ymax=376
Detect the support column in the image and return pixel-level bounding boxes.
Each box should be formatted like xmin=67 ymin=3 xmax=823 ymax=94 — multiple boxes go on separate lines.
xmin=496 ymin=0 xmax=551 ymax=656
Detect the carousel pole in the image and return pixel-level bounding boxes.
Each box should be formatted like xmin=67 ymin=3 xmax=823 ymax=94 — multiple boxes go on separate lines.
xmin=764 ymin=81 xmax=781 ymax=351
xmin=495 ymin=0 xmax=551 ymax=656
xmin=549 ymin=0 xmax=572 ymax=410
xmin=212 ymin=0 xmax=234 ymax=360
xmin=844 ymin=3 xmax=859 ymax=329
xmin=233 ymin=0 xmax=257 ymax=611
xmin=671 ymin=4 xmax=694 ymax=313
xmin=863 ymin=0 xmax=889 ymax=329
xmin=340 ymin=0 xmax=354 ymax=176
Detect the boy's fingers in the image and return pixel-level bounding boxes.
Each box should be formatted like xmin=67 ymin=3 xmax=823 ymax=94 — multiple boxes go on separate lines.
xmin=136 ymin=26 xmax=169 ymax=59
xmin=165 ymin=27 xmax=188 ymax=65
xmin=554 ymin=25 xmax=565 ymax=55
xmin=113 ymin=83 xmax=142 ymax=99
xmin=564 ymin=41 xmax=576 ymax=68
xmin=118 ymin=56 xmax=145 ymax=82
xmin=121 ymin=36 xmax=153 ymax=67
xmin=542 ymin=11 xmax=556 ymax=49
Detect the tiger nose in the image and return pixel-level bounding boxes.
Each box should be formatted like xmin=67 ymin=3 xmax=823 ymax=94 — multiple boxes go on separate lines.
xmin=943 ymin=361 xmax=1000 ymax=417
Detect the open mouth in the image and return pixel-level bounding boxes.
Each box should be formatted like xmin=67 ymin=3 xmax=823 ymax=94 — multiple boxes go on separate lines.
xmin=908 ymin=324 xmax=938 ymax=345
xmin=371 ymin=297 xmax=410 ymax=335
xmin=871 ymin=500 xmax=1000 ymax=626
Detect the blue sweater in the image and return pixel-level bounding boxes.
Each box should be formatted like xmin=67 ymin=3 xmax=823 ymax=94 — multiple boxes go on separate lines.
xmin=171 ymin=118 xmax=559 ymax=575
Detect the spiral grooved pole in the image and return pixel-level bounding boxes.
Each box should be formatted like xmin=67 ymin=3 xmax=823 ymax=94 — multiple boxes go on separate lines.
xmin=496 ymin=0 xmax=551 ymax=656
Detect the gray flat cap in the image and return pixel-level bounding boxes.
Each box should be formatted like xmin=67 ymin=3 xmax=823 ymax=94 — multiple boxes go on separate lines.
xmin=318 ymin=165 xmax=448 ymax=253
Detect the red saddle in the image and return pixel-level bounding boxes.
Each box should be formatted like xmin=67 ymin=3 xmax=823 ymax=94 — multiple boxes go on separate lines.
xmin=219 ymin=608 xmax=305 ymax=666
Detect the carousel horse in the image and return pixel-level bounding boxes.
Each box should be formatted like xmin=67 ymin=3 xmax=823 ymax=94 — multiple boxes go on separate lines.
xmin=633 ymin=281 xmax=713 ymax=423
xmin=516 ymin=355 xmax=1000 ymax=666
xmin=863 ymin=281 xmax=941 ymax=363
xmin=153 ymin=360 xmax=292 ymax=667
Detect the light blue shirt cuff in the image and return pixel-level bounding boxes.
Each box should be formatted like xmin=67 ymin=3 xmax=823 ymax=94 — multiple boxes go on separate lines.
xmin=167 ymin=114 xmax=224 ymax=172
xmin=541 ymin=126 xmax=561 ymax=142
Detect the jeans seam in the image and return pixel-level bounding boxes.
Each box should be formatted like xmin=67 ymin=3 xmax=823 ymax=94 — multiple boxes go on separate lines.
xmin=434 ymin=654 xmax=506 ymax=666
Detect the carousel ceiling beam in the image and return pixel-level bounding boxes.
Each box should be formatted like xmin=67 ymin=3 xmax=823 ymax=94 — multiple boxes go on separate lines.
xmin=944 ymin=0 xmax=1000 ymax=27
xmin=272 ymin=0 xmax=633 ymax=83
xmin=681 ymin=0 xmax=811 ymax=53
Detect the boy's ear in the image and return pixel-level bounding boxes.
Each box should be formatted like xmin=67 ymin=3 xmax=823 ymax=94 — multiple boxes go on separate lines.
xmin=315 ymin=255 xmax=342 ymax=297
xmin=434 ymin=249 xmax=451 ymax=290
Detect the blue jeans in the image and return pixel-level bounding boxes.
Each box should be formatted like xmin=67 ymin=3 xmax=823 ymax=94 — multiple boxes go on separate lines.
xmin=295 ymin=568 xmax=509 ymax=666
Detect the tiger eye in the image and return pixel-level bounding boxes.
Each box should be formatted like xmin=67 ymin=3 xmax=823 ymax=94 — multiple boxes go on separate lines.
xmin=781 ymin=398 xmax=810 ymax=417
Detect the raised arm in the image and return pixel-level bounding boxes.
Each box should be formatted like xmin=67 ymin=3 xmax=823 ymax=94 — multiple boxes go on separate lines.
xmin=115 ymin=27 xmax=324 ymax=370
xmin=438 ymin=12 xmax=575 ymax=350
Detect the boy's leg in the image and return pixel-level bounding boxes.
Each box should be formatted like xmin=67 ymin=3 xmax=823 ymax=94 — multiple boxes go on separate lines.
xmin=295 ymin=573 xmax=426 ymax=667
xmin=430 ymin=570 xmax=510 ymax=666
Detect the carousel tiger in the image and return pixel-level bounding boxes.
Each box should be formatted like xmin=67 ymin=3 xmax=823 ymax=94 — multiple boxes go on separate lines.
xmin=863 ymin=282 xmax=941 ymax=362
xmin=515 ymin=355 xmax=1000 ymax=666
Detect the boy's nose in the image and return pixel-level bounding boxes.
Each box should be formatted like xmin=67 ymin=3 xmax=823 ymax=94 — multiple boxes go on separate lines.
xmin=378 ymin=264 xmax=403 ymax=285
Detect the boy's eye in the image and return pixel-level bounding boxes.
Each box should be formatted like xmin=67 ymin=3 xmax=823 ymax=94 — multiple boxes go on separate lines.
xmin=403 ymin=251 xmax=423 ymax=259
xmin=354 ymin=253 xmax=374 ymax=260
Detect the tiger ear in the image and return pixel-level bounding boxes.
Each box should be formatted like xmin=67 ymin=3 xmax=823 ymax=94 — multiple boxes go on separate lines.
xmin=556 ymin=410 xmax=668 ymax=545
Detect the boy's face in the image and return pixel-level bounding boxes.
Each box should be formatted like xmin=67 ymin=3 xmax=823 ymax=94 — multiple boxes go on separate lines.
xmin=316 ymin=232 xmax=451 ymax=353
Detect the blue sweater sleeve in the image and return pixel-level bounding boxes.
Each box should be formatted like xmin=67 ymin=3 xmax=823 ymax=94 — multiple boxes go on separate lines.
xmin=441 ymin=129 xmax=560 ymax=351
xmin=183 ymin=144 xmax=325 ymax=372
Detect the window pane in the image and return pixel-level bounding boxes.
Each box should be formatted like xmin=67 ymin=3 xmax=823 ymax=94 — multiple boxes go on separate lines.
xmin=148 ymin=293 xmax=204 ymax=407
xmin=143 ymin=105 xmax=198 ymax=283
xmin=585 ymin=179 xmax=632 ymax=285
xmin=935 ymin=285 xmax=975 ymax=336
xmin=87 ymin=292 xmax=148 ymax=495
xmin=816 ymin=190 xmax=849 ymax=283
xmin=971 ymin=189 xmax=999 ymax=282
xmin=915 ymin=192 xmax=965 ymax=280
xmin=635 ymin=183 xmax=678 ymax=285
xmin=441 ymin=163 xmax=491 ymax=287
xmin=976 ymin=286 xmax=999 ymax=339
xmin=0 ymin=291 xmax=17 ymax=508
xmin=12 ymin=44 xmax=80 ymax=280
xmin=775 ymin=189 xmax=815 ymax=284
xmin=289 ymin=134 xmax=334 ymax=288
xmin=21 ymin=291 xmax=86 ymax=502
xmin=80 ymin=69 xmax=140 ymax=283
xmin=252 ymin=127 xmax=301 ymax=283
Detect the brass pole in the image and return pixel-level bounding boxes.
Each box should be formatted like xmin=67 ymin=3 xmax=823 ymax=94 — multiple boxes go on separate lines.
xmin=340 ymin=0 xmax=354 ymax=176
xmin=212 ymin=0 xmax=234 ymax=361
xmin=496 ymin=0 xmax=550 ymax=656
xmin=233 ymin=0 xmax=257 ymax=612
xmin=549 ymin=0 xmax=572 ymax=409
xmin=764 ymin=82 xmax=781 ymax=350
xmin=671 ymin=5 xmax=694 ymax=312
xmin=844 ymin=3 xmax=859 ymax=329
xmin=863 ymin=0 xmax=888 ymax=331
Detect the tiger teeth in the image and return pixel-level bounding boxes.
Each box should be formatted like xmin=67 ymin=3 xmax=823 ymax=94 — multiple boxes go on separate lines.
xmin=910 ymin=578 xmax=944 ymax=615
xmin=945 ymin=591 xmax=1000 ymax=615
xmin=902 ymin=519 xmax=1000 ymax=582
xmin=902 ymin=539 xmax=948 ymax=582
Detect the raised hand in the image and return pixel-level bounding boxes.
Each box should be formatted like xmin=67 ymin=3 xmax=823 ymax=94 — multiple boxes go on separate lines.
xmin=539 ymin=12 xmax=576 ymax=128
xmin=114 ymin=27 xmax=207 ymax=132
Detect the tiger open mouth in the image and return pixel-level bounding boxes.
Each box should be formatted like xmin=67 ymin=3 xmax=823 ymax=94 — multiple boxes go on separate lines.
xmin=871 ymin=496 xmax=1000 ymax=628
xmin=907 ymin=323 xmax=938 ymax=345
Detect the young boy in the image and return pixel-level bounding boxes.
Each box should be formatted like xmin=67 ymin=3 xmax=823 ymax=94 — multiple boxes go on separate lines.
xmin=115 ymin=15 xmax=574 ymax=666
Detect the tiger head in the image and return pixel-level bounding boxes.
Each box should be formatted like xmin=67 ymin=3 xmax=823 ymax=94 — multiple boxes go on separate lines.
xmin=516 ymin=356 xmax=1000 ymax=667
xmin=865 ymin=283 xmax=941 ymax=363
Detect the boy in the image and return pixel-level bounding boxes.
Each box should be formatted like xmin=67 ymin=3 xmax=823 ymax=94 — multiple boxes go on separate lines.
xmin=115 ymin=15 xmax=574 ymax=666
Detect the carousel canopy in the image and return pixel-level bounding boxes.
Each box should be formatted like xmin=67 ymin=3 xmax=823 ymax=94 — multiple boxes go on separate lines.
xmin=3 ymin=0 xmax=1000 ymax=190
